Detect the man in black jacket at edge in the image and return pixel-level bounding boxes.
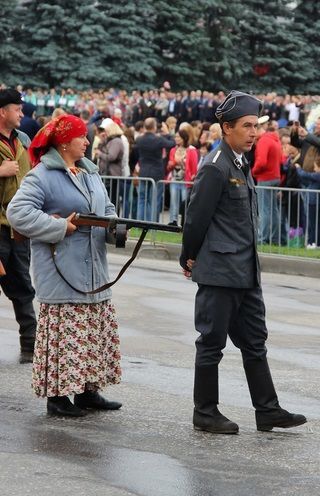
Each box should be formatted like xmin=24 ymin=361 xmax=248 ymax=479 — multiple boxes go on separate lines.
xmin=180 ymin=90 xmax=306 ymax=434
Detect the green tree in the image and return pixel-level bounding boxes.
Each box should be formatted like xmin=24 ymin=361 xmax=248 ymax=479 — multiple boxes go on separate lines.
xmin=293 ymin=0 xmax=320 ymax=93
xmin=98 ymin=0 xmax=159 ymax=89
xmin=238 ymin=0 xmax=302 ymax=93
xmin=152 ymin=0 xmax=211 ymax=90
xmin=16 ymin=0 xmax=114 ymax=88
xmin=0 ymin=0 xmax=21 ymax=86
xmin=203 ymin=0 xmax=244 ymax=91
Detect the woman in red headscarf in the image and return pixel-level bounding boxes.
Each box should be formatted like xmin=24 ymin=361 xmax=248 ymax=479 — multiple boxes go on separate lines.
xmin=7 ymin=115 xmax=122 ymax=417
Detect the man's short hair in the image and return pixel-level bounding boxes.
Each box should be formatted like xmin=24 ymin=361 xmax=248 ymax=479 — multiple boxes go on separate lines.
xmin=134 ymin=120 xmax=144 ymax=132
xmin=80 ymin=109 xmax=90 ymax=121
xmin=144 ymin=117 xmax=157 ymax=131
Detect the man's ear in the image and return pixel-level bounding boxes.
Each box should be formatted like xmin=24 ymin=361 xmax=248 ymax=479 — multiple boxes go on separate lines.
xmin=222 ymin=121 xmax=230 ymax=136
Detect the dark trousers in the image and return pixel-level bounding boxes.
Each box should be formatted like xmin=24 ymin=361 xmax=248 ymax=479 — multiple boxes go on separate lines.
xmin=195 ymin=285 xmax=268 ymax=367
xmin=0 ymin=225 xmax=36 ymax=342
xmin=194 ymin=284 xmax=279 ymax=413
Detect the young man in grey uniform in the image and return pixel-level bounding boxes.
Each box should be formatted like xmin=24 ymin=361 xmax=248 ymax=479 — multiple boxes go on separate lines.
xmin=180 ymin=91 xmax=306 ymax=434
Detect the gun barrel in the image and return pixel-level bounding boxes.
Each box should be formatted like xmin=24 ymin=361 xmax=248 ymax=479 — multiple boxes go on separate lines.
xmin=116 ymin=217 xmax=182 ymax=233
xmin=74 ymin=214 xmax=182 ymax=233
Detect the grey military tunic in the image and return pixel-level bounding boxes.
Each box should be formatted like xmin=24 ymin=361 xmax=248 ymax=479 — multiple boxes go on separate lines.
xmin=180 ymin=140 xmax=267 ymax=366
xmin=180 ymin=139 xmax=260 ymax=288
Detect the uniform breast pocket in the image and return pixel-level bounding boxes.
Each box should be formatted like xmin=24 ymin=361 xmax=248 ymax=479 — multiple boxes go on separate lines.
xmin=209 ymin=241 xmax=237 ymax=253
xmin=228 ymin=185 xmax=248 ymax=200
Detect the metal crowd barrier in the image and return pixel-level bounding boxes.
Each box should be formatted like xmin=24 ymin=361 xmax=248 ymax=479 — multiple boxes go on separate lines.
xmin=100 ymin=175 xmax=157 ymax=221
xmin=101 ymin=175 xmax=320 ymax=250
xmin=255 ymin=185 xmax=320 ymax=249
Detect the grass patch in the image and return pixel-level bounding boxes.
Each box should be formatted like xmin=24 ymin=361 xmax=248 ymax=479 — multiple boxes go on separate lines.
xmin=257 ymin=243 xmax=320 ymax=259
xmin=129 ymin=228 xmax=183 ymax=245
xmin=128 ymin=228 xmax=320 ymax=259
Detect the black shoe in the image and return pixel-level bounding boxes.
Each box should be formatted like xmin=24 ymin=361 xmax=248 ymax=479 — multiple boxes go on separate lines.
xmin=256 ymin=408 xmax=307 ymax=431
xmin=47 ymin=396 xmax=87 ymax=417
xmin=168 ymin=221 xmax=178 ymax=226
xmin=74 ymin=391 xmax=122 ymax=410
xmin=193 ymin=408 xmax=239 ymax=434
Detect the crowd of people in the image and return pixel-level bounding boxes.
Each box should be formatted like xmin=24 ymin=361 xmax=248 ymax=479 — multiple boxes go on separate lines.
xmin=6 ymin=82 xmax=320 ymax=248
xmin=2 ymin=82 xmax=320 ymax=130
xmin=2 ymin=82 xmax=320 ymax=248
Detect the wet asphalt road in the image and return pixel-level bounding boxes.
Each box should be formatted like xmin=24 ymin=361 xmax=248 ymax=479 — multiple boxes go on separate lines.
xmin=0 ymin=253 xmax=319 ymax=496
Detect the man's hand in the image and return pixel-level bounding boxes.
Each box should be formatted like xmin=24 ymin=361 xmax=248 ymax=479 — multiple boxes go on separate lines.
xmin=298 ymin=126 xmax=308 ymax=137
xmin=182 ymin=259 xmax=195 ymax=278
xmin=0 ymin=160 xmax=19 ymax=177
xmin=65 ymin=212 xmax=77 ymax=236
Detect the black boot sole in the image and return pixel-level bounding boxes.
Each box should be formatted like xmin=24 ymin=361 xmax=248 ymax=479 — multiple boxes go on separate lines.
xmin=47 ymin=403 xmax=87 ymax=417
xmin=257 ymin=417 xmax=307 ymax=432
xmin=74 ymin=401 xmax=122 ymax=411
xmin=194 ymin=424 xmax=239 ymax=435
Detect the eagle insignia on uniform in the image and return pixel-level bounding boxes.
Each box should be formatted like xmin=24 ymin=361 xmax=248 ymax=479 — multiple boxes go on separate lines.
xmin=229 ymin=177 xmax=246 ymax=186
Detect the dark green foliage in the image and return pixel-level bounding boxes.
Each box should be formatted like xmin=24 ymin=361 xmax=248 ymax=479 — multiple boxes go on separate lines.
xmin=0 ymin=0 xmax=319 ymax=93
xmin=237 ymin=0 xmax=300 ymax=93
xmin=203 ymin=0 xmax=244 ymax=91
xmin=98 ymin=0 xmax=159 ymax=89
xmin=0 ymin=0 xmax=21 ymax=86
xmin=152 ymin=0 xmax=211 ymax=89
xmin=15 ymin=0 xmax=115 ymax=89
xmin=293 ymin=0 xmax=320 ymax=93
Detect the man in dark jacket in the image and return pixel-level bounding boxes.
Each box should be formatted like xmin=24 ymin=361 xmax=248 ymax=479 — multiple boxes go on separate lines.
xmin=180 ymin=90 xmax=306 ymax=434
xmin=134 ymin=117 xmax=174 ymax=221
xmin=19 ymin=102 xmax=40 ymax=140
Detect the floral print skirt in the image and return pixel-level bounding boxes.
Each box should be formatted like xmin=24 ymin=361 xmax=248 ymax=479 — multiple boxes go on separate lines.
xmin=32 ymin=301 xmax=121 ymax=398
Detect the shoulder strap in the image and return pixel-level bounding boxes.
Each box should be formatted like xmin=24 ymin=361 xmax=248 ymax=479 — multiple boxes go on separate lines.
xmin=50 ymin=229 xmax=148 ymax=295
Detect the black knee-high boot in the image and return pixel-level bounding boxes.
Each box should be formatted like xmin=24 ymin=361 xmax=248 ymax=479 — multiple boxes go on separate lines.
xmin=12 ymin=299 xmax=36 ymax=352
xmin=193 ymin=365 xmax=238 ymax=434
xmin=243 ymin=357 xmax=307 ymax=431
xmin=243 ymin=357 xmax=280 ymax=412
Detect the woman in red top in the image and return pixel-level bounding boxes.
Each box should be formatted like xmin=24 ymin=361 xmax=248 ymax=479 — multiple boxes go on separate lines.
xmin=167 ymin=129 xmax=198 ymax=225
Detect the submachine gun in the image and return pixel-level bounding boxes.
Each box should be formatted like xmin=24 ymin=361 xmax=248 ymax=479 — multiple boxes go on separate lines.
xmin=52 ymin=213 xmax=182 ymax=294
xmin=71 ymin=213 xmax=182 ymax=248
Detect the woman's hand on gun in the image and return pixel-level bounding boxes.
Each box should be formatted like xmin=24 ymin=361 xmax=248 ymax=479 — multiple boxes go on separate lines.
xmin=65 ymin=212 xmax=77 ymax=236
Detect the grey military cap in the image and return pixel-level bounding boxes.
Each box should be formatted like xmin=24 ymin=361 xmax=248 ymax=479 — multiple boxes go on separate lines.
xmin=215 ymin=90 xmax=262 ymax=122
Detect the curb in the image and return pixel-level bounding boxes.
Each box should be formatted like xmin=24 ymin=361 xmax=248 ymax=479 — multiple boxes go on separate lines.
xmin=108 ymin=241 xmax=320 ymax=279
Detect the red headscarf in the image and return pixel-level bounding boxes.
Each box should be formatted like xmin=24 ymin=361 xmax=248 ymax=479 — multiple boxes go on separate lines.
xmin=29 ymin=114 xmax=87 ymax=166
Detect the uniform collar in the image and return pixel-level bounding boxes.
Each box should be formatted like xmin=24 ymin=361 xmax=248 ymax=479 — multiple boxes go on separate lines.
xmin=220 ymin=140 xmax=248 ymax=170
